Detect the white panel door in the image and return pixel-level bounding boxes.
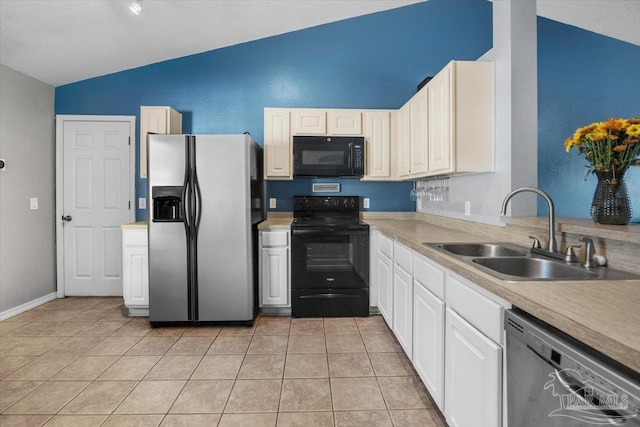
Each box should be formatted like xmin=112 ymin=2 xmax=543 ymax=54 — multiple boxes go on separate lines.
xmin=377 ymin=252 xmax=393 ymax=327
xmin=291 ymin=109 xmax=327 ymax=134
xmin=260 ymin=247 xmax=289 ymax=306
xmin=392 ymin=264 xmax=413 ymax=358
xmin=264 ymin=108 xmax=292 ymax=178
xmin=327 ymin=110 xmax=362 ymax=135
xmin=428 ymin=66 xmax=453 ymax=173
xmin=396 ymin=103 xmax=411 ymax=178
xmin=363 ymin=111 xmax=391 ymax=178
xmin=444 ymin=307 xmax=502 ymax=427
xmin=409 ymin=89 xmax=429 ymax=177
xmin=413 ymin=280 xmax=445 ymax=410
xmin=62 ymin=120 xmax=132 ymax=295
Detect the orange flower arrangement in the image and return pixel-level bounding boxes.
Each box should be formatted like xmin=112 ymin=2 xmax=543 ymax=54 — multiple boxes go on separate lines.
xmin=565 ymin=118 xmax=640 ymax=183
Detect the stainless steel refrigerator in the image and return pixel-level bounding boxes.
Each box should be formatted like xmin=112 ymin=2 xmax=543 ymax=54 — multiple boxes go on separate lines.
xmin=147 ymin=134 xmax=265 ymax=324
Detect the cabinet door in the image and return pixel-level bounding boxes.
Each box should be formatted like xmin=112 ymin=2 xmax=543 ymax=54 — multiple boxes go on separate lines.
xmin=363 ymin=111 xmax=391 ymax=178
xmin=428 ymin=65 xmax=453 ymax=174
xmin=123 ymin=246 xmax=149 ymax=308
xmin=396 ymin=103 xmax=411 ymax=178
xmin=122 ymin=229 xmax=149 ymax=310
xmin=413 ymin=281 xmax=445 ymax=410
xmin=291 ymin=109 xmax=326 ymax=134
xmin=409 ymin=89 xmax=429 ymax=177
xmin=327 ymin=110 xmax=362 ymax=135
xmin=444 ymin=307 xmax=501 ymax=427
xmin=264 ymin=109 xmax=292 ymax=179
xmin=377 ymin=252 xmax=393 ymax=326
xmin=392 ymin=264 xmax=413 ymax=358
xmin=260 ymin=247 xmax=289 ymax=306
xmin=140 ymin=107 xmax=182 ymax=178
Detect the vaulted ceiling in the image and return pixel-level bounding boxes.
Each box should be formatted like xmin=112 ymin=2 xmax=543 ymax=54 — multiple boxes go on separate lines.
xmin=0 ymin=0 xmax=638 ymax=87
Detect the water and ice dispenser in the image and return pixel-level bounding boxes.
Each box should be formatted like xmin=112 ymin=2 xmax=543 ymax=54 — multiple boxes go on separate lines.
xmin=152 ymin=186 xmax=183 ymax=222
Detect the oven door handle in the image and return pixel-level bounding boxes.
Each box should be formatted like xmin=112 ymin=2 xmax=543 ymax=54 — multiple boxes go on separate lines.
xmin=299 ymin=293 xmax=362 ymax=299
xmin=292 ymin=228 xmax=368 ymax=235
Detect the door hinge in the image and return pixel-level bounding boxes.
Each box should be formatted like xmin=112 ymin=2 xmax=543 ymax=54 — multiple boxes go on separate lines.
xmin=128 ymin=136 xmax=131 ymax=146
xmin=129 ymin=201 xmax=131 ymax=209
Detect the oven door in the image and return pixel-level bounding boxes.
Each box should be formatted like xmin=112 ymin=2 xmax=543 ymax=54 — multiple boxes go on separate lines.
xmin=293 ymin=141 xmax=354 ymax=177
xmin=291 ymin=228 xmax=369 ymax=289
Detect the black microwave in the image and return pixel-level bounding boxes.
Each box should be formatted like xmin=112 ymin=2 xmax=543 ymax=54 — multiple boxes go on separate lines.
xmin=293 ymin=135 xmax=365 ymax=177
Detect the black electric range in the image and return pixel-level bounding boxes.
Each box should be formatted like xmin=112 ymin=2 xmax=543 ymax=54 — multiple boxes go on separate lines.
xmin=290 ymin=196 xmax=369 ymax=317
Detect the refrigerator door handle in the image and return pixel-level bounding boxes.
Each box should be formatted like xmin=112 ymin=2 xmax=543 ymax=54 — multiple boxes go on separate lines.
xmin=182 ymin=136 xmax=191 ymax=230
xmin=192 ymin=137 xmax=203 ymax=234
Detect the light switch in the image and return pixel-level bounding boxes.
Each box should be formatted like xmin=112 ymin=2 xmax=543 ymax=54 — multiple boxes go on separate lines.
xmin=139 ymin=198 xmax=146 ymax=209
xmin=269 ymin=198 xmax=277 ymax=209
xmin=363 ymin=198 xmax=370 ymax=209
xmin=465 ymin=201 xmax=471 ymax=216
xmin=30 ymin=197 xmax=38 ymax=210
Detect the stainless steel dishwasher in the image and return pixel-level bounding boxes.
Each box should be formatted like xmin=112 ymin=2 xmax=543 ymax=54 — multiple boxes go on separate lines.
xmin=505 ymin=309 xmax=640 ymax=426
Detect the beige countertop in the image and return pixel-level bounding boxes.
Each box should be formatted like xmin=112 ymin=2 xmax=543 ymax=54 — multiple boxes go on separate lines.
xmin=121 ymin=221 xmax=148 ymax=229
xmin=258 ymin=214 xmax=292 ymax=230
xmin=367 ymin=219 xmax=640 ymax=373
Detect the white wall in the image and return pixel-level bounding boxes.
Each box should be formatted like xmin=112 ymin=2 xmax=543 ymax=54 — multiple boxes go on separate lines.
xmin=418 ymin=0 xmax=538 ymax=225
xmin=0 ymin=64 xmax=56 ymax=313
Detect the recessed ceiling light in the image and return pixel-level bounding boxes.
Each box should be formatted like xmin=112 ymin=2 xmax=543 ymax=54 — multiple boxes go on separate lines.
xmin=129 ymin=0 xmax=143 ymax=15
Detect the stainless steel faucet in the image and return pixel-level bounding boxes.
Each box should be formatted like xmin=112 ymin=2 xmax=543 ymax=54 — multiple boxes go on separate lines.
xmin=501 ymin=187 xmax=558 ymax=253
xmin=580 ymin=236 xmax=597 ymax=268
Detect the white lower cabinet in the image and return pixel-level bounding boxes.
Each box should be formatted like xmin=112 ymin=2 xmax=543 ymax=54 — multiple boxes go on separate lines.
xmin=392 ymin=264 xmax=413 ymax=357
xmin=376 ymin=252 xmax=393 ymax=326
xmin=122 ymin=227 xmax=149 ymax=316
xmin=413 ymin=280 xmax=445 ymax=409
xmin=371 ymin=233 xmax=508 ymax=426
xmin=259 ymin=230 xmax=290 ymax=308
xmin=444 ymin=307 xmax=502 ymax=427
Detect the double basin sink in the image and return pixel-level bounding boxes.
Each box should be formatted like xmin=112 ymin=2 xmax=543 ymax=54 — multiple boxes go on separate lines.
xmin=426 ymin=243 xmax=639 ymax=282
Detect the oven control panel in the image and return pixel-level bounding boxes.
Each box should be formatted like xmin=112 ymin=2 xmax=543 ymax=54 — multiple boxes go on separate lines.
xmin=294 ymin=196 xmax=360 ymax=212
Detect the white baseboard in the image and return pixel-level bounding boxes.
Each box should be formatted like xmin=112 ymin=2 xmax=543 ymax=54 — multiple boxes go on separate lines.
xmin=0 ymin=292 xmax=58 ymax=321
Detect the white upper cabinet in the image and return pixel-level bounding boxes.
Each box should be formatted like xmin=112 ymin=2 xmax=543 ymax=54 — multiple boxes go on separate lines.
xmin=428 ymin=61 xmax=494 ymax=175
xmin=291 ymin=109 xmax=327 ymax=134
xmin=363 ymin=111 xmax=391 ymax=179
xmin=264 ymin=108 xmax=292 ymax=179
xmin=140 ymin=106 xmax=182 ymax=178
xmin=327 ymin=110 xmax=362 ymax=135
xmin=409 ymin=88 xmax=429 ymax=178
xmin=396 ymin=102 xmax=411 ymax=179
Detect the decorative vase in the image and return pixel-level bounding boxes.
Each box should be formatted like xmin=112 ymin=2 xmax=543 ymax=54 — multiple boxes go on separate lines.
xmin=590 ymin=169 xmax=632 ymax=225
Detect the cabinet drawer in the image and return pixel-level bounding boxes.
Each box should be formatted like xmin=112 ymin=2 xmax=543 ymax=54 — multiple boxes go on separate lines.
xmin=413 ymin=253 xmax=445 ymax=299
xmin=378 ymin=233 xmax=393 ymax=259
xmin=261 ymin=231 xmax=289 ymax=247
xmin=394 ymin=242 xmax=412 ymax=273
xmin=446 ymin=274 xmax=504 ymax=344
xmin=123 ymin=229 xmax=147 ymax=246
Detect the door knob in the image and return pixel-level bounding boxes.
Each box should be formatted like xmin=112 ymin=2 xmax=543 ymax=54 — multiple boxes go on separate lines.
xmin=62 ymin=215 xmax=72 ymax=222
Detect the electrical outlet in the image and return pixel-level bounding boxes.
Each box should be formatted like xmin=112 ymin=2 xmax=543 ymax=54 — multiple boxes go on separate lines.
xmin=138 ymin=198 xmax=146 ymax=209
xmin=464 ymin=201 xmax=471 ymax=216
xmin=30 ymin=197 xmax=38 ymax=210
xmin=269 ymin=198 xmax=277 ymax=209
xmin=363 ymin=198 xmax=370 ymax=209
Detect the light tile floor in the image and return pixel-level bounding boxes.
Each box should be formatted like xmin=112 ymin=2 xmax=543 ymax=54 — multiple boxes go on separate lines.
xmin=0 ymin=297 xmax=447 ymax=427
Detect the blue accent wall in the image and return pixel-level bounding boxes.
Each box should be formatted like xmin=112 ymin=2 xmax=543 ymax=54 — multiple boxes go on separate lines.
xmin=55 ymin=0 xmax=493 ymax=220
xmin=538 ymin=18 xmax=640 ymax=222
